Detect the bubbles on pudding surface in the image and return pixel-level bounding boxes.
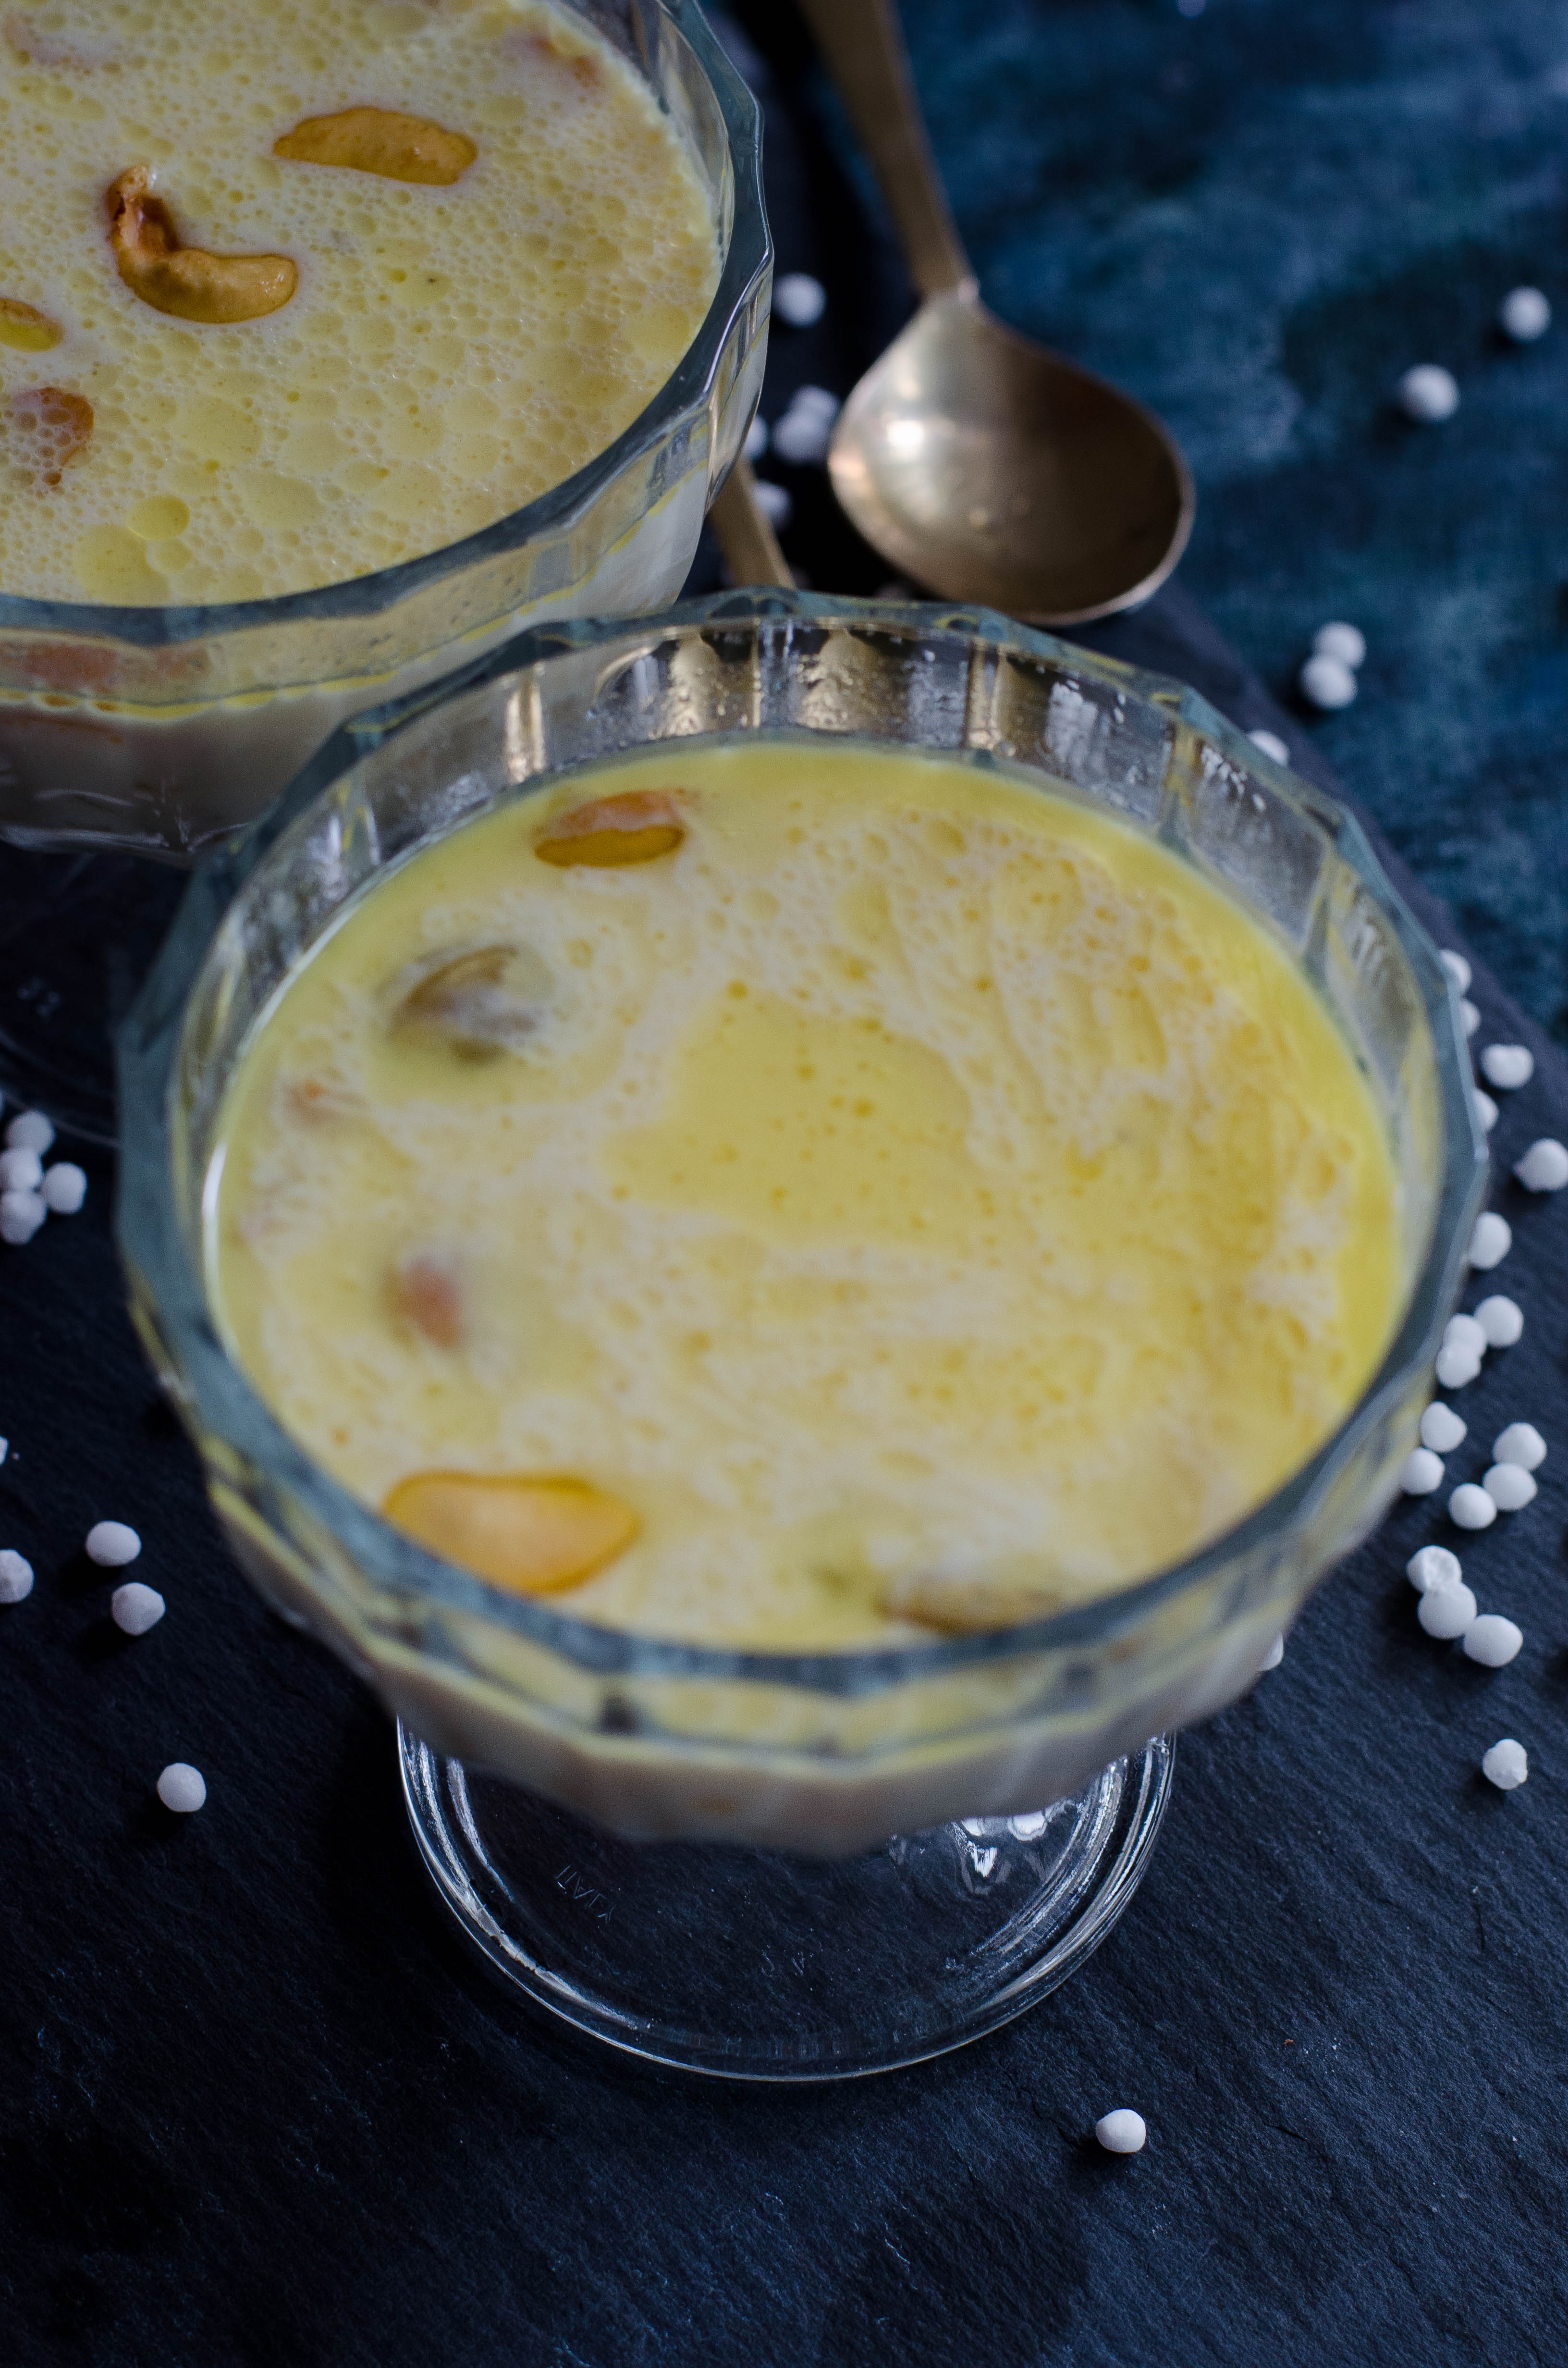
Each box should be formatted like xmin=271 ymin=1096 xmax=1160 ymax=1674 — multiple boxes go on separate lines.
xmin=0 ymin=0 xmax=720 ymax=602
xmin=210 ymin=740 xmax=1405 ymax=1652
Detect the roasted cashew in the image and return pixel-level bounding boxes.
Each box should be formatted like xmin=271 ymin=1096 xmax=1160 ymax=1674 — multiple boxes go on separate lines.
xmin=386 ymin=941 xmax=554 ymax=1057
xmin=382 ymin=1472 xmax=639 ymax=1595
xmin=106 ymin=167 xmax=297 ymax=324
xmin=274 ymin=107 xmax=476 ymax=186
xmin=0 ymin=296 xmax=62 ymax=354
xmin=534 ymin=789 xmax=686 ymax=869
xmin=9 ymin=385 xmax=93 ymax=487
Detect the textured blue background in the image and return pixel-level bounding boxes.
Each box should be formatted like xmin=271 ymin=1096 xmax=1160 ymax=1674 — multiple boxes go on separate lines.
xmin=749 ymin=0 xmax=1568 ymax=1036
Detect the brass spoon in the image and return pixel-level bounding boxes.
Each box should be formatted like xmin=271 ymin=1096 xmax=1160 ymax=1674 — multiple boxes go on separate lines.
xmin=794 ymin=0 xmax=1194 ymax=625
xmin=708 ymin=456 xmax=795 ymax=588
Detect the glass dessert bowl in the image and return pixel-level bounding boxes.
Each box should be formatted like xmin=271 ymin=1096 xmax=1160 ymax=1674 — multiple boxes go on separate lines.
xmin=117 ymin=592 xmax=1484 ymax=2077
xmin=0 ymin=0 xmax=768 ymax=1134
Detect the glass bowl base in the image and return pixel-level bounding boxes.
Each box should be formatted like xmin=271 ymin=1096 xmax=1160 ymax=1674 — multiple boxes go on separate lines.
xmin=398 ymin=1725 xmax=1174 ymax=2081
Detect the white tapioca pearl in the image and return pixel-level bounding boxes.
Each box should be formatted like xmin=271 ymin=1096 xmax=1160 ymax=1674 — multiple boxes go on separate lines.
xmin=0 ymin=1549 xmax=34 ymax=1603
xmin=1449 ymin=1483 xmax=1497 ymax=1531
xmin=1481 ymin=1739 xmax=1527 ymax=1790
xmin=5 ymin=1110 xmax=54 ymax=1154
xmin=1498 ymin=286 xmax=1550 ymax=342
xmin=1299 ymin=652 xmax=1357 ymax=710
xmin=1439 ymin=950 xmax=1472 ymax=993
xmin=774 ymin=272 xmax=827 ymax=327
xmin=1260 ymin=1632 xmax=1285 ymax=1671
xmin=1398 ymin=363 xmax=1460 ymax=421
xmin=1401 ymin=1447 xmax=1445 ymax=1494
xmin=1463 ymin=1616 xmax=1523 ymax=1667
xmin=1468 ymin=1212 xmax=1512 ymax=1270
xmin=1473 ymin=1090 xmax=1498 ymax=1134
xmin=86 ymin=1520 xmax=141 ymax=1567
xmin=111 ymin=1581 xmax=166 ymax=1636
xmin=1094 ymin=2109 xmax=1147 ymax=2154
xmin=1311 ymin=621 xmax=1366 ymax=669
xmin=1492 ymin=1422 xmax=1545 ymax=1471
xmin=156 ymin=1763 xmax=207 ymax=1813
xmin=1420 ymin=1403 xmax=1467 ymax=1454
xmin=1419 ymin=1579 xmax=1478 ymax=1635
xmin=752 ymin=478 xmax=792 ymax=530
xmin=0 ymin=1147 xmax=42 ymax=1192
xmin=39 ymin=1163 xmax=86 ymax=1213
xmin=1407 ymin=1544 xmax=1462 ymax=1594
xmin=1482 ymin=1462 xmax=1537 ymax=1511
xmin=1444 ymin=1313 xmax=1487 ymax=1359
xmin=1479 ymin=1043 xmax=1534 ymax=1090
xmin=1474 ymin=1295 xmax=1523 ymax=1348
xmin=1460 ymin=999 xmax=1481 ymax=1038
xmin=1514 ymin=1138 xmax=1568 ymax=1192
xmin=1247 ymin=728 xmax=1289 ymax=765
xmin=0 ymin=1189 xmax=46 ymax=1244
xmin=1434 ymin=1342 xmax=1481 ymax=1391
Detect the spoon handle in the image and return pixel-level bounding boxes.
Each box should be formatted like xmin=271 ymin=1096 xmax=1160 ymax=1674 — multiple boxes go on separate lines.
xmin=708 ymin=457 xmax=795 ymax=589
xmin=796 ymin=0 xmax=976 ymax=302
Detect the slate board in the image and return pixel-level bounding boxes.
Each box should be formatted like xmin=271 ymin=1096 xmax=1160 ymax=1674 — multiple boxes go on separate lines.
xmin=3 ymin=14 xmax=1567 ymax=2366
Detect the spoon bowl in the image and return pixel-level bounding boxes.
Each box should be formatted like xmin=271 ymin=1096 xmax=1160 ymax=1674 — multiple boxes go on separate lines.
xmin=798 ymin=0 xmax=1193 ymax=624
xmin=831 ymin=289 xmax=1194 ymax=623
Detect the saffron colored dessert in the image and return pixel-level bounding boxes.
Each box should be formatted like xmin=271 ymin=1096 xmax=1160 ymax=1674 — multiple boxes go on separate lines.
xmin=208 ymin=737 xmax=1403 ymax=1650
xmin=0 ymin=0 xmax=720 ymax=604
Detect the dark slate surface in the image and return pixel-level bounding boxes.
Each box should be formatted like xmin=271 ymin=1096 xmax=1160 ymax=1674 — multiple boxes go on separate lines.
xmin=5 ymin=8 xmax=1568 ymax=2364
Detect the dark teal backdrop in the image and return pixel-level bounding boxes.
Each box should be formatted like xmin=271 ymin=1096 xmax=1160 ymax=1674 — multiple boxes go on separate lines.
xmin=738 ymin=0 xmax=1568 ymax=1034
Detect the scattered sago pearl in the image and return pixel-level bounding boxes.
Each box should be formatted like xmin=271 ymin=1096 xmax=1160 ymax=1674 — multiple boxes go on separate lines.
xmin=752 ymin=478 xmax=792 ymax=530
xmin=1460 ymin=999 xmax=1481 ymax=1038
xmin=1312 ymin=621 xmax=1366 ymax=669
xmin=1449 ymin=1483 xmax=1497 ymax=1531
xmin=1514 ymin=1138 xmax=1568 ymax=1192
xmin=1444 ymin=1312 xmax=1487 ymax=1360
xmin=1299 ymin=652 xmax=1357 ymax=710
xmin=1248 ymin=728 xmax=1289 ymax=765
xmin=86 ymin=1520 xmax=141 ymax=1567
xmin=0 ymin=1189 xmax=46 ymax=1245
xmin=1407 ymin=1544 xmax=1462 ymax=1594
xmin=771 ymin=402 xmax=836 ymax=465
xmin=156 ymin=1762 xmax=207 ymax=1814
xmin=1398 ymin=363 xmax=1460 ymax=421
xmin=1481 ymin=1739 xmax=1528 ymax=1791
xmin=1493 ymin=1422 xmax=1545 ymax=1471
xmin=1480 ymin=1043 xmax=1534 ymax=1090
xmin=1483 ymin=1462 xmax=1536 ymax=1511
xmin=40 ymin=1163 xmax=86 ymax=1215
xmin=111 ymin=1581 xmax=165 ymax=1636
xmin=1499 ymin=285 xmax=1551 ymax=342
xmin=1439 ymin=949 xmax=1472 ymax=993
xmin=1095 ymin=2109 xmax=1147 ymax=2154
xmin=5 ymin=1109 xmax=54 ymax=1154
xmin=1464 ymin=1615 xmax=1524 ymax=1668
xmin=0 ymin=1147 xmax=42 ymax=1192
xmin=1261 ymin=1632 xmax=1286 ymax=1671
xmin=1474 ymin=1295 xmax=1523 ymax=1348
xmin=1421 ymin=1403 xmax=1467 ymax=1454
xmin=1468 ymin=1212 xmax=1512 ymax=1270
xmin=1401 ymin=1446 xmax=1445 ymax=1495
xmin=774 ymin=271 xmax=827 ymax=327
xmin=1434 ymin=1340 xmax=1482 ymax=1390
xmin=743 ymin=414 xmax=768 ymax=460
xmin=1473 ymin=1090 xmax=1498 ymax=1134
xmin=1419 ymin=1579 xmax=1477 ymax=1636
xmin=0 ymin=1548 xmax=35 ymax=1603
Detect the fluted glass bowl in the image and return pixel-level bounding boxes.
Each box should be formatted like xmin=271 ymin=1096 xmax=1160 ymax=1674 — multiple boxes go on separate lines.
xmin=0 ymin=0 xmax=768 ymax=858
xmin=117 ymin=592 xmax=1485 ymax=1858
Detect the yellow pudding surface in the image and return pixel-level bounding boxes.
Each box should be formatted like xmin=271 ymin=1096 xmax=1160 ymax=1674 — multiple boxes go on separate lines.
xmin=209 ymin=737 xmax=1404 ymax=1648
xmin=0 ymin=0 xmax=719 ymax=604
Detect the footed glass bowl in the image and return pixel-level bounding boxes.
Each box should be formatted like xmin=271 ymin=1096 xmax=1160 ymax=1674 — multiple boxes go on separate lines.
xmin=117 ymin=592 xmax=1484 ymax=2075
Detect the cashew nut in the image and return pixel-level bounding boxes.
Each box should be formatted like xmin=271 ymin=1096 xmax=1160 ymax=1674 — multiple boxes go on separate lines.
xmin=106 ymin=167 xmax=297 ymax=324
xmin=9 ymin=385 xmax=93 ymax=488
xmin=386 ymin=940 xmax=554 ymax=1057
xmin=0 ymin=296 xmax=62 ymax=354
xmin=382 ymin=1472 xmax=639 ymax=1595
xmin=534 ymin=789 xmax=686 ymax=869
xmin=274 ymin=107 xmax=476 ymax=186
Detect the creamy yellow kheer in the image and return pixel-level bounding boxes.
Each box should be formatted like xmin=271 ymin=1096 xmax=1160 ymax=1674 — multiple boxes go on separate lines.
xmin=0 ymin=0 xmax=720 ymax=604
xmin=209 ymin=738 xmax=1403 ymax=1651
